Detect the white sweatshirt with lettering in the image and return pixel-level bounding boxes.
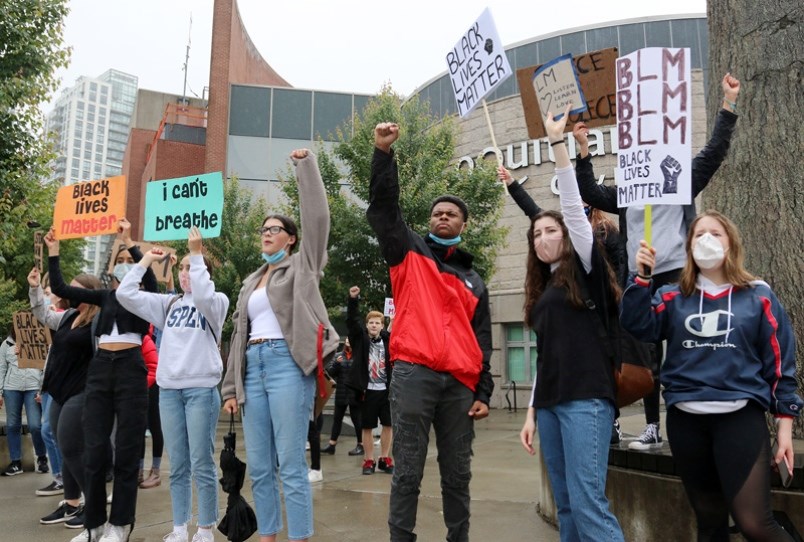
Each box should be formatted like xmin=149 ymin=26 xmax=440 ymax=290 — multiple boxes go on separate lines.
xmin=117 ymin=254 xmax=229 ymax=389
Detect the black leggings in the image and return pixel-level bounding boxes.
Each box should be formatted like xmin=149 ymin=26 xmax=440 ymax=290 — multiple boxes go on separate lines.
xmin=329 ymin=402 xmax=362 ymax=444
xmin=308 ymin=414 xmax=324 ymax=470
xmin=666 ymin=403 xmax=793 ymax=541
xmin=51 ymin=393 xmax=86 ymax=501
xmin=142 ymin=384 xmax=163 ymax=461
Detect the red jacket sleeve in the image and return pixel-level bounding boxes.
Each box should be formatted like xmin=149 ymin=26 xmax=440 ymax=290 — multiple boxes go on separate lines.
xmin=141 ymin=328 xmax=159 ymax=388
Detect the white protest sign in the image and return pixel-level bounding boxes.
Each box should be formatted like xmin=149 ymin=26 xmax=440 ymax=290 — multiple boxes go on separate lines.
xmin=446 ymin=8 xmax=512 ymax=118
xmin=383 ymin=298 xmax=395 ymax=318
xmin=532 ymin=53 xmax=588 ymax=123
xmin=615 ymin=47 xmax=692 ymax=207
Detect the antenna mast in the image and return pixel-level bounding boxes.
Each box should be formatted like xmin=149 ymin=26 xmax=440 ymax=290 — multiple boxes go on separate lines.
xmin=181 ymin=13 xmax=192 ymax=105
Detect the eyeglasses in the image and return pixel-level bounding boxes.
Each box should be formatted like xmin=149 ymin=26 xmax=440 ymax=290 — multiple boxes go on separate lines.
xmin=256 ymin=225 xmax=288 ymax=236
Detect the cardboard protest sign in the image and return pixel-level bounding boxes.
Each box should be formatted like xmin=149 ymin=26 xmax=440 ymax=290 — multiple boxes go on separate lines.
xmin=144 ymin=172 xmax=223 ymax=241
xmin=13 ymin=311 xmax=51 ymax=370
xmin=383 ymin=298 xmax=395 ymax=318
xmin=53 ymin=176 xmax=127 ymax=240
xmin=446 ymin=8 xmax=513 ymax=118
xmin=532 ymin=54 xmax=587 ymax=123
xmin=615 ymin=47 xmax=691 ymax=207
xmin=34 ymin=231 xmax=43 ymax=273
xmin=518 ymin=48 xmax=618 ymax=140
xmin=108 ymin=241 xmax=177 ymax=283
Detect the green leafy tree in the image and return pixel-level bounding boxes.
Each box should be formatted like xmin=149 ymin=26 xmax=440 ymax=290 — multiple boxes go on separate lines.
xmin=279 ymin=87 xmax=507 ymax=317
xmin=0 ymin=0 xmax=73 ymax=332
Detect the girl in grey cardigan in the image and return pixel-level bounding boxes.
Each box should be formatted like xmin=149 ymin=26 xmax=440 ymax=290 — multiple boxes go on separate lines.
xmin=222 ymin=149 xmax=339 ymax=542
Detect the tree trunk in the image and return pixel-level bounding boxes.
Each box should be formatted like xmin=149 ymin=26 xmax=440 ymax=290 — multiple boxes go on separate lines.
xmin=704 ymin=0 xmax=804 ymax=435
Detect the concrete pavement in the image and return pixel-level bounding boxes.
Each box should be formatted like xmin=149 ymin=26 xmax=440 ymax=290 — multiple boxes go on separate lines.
xmin=0 ymin=408 xmax=563 ymax=542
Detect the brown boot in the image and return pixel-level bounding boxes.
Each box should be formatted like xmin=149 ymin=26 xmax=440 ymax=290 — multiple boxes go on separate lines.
xmin=139 ymin=467 xmax=161 ymax=489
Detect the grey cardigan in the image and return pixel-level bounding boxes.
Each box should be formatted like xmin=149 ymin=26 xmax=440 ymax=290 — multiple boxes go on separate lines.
xmin=221 ymin=152 xmax=340 ymax=405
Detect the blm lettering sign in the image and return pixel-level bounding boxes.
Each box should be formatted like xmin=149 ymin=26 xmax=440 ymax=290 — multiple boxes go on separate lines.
xmin=144 ymin=172 xmax=223 ymax=241
xmin=383 ymin=298 xmax=395 ymax=318
xmin=13 ymin=311 xmax=51 ymax=370
xmin=34 ymin=231 xmax=43 ymax=272
xmin=518 ymin=48 xmax=618 ymax=140
xmin=615 ymin=47 xmax=692 ymax=207
xmin=107 ymin=241 xmax=177 ymax=283
xmin=446 ymin=8 xmax=512 ymax=118
xmin=53 ymin=176 xmax=127 ymax=240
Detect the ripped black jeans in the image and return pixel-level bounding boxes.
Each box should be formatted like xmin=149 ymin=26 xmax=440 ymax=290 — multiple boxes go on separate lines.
xmin=388 ymin=361 xmax=475 ymax=542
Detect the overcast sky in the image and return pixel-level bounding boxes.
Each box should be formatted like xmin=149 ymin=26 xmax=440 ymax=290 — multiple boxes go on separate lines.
xmin=49 ymin=0 xmax=707 ymax=108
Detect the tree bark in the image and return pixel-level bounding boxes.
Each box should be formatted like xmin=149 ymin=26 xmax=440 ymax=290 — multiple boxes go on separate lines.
xmin=704 ymin=0 xmax=804 ymax=434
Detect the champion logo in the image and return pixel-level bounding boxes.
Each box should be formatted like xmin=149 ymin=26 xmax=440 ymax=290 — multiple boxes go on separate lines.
xmin=684 ymin=309 xmax=733 ymax=338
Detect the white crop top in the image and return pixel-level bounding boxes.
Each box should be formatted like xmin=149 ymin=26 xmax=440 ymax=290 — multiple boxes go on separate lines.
xmin=98 ymin=323 xmax=142 ymax=346
xmin=248 ymin=289 xmax=284 ymax=340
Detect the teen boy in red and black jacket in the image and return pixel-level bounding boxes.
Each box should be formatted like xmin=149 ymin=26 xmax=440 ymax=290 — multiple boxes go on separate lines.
xmin=367 ymin=122 xmax=493 ymax=542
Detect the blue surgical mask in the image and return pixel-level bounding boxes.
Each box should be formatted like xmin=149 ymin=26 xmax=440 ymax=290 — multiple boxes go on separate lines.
xmin=428 ymin=233 xmax=462 ymax=246
xmin=261 ymin=249 xmax=287 ymax=265
xmin=113 ymin=263 xmax=134 ymax=282
xmin=43 ymin=297 xmax=52 ymax=308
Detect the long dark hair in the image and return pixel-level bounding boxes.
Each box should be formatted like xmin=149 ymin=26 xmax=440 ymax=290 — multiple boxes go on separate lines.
xmin=524 ymin=210 xmax=621 ymax=327
xmin=263 ymin=214 xmax=299 ymax=253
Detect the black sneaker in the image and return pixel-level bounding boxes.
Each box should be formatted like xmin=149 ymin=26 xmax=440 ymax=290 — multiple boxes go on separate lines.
xmin=378 ymin=457 xmax=394 ymax=474
xmin=610 ymin=420 xmax=622 ymax=445
xmin=348 ymin=444 xmax=365 ymax=456
xmin=36 ymin=480 xmax=65 ymax=496
xmin=2 ymin=461 xmax=22 ymax=476
xmin=40 ymin=502 xmax=80 ymax=524
xmin=362 ymin=459 xmax=376 ymax=475
xmin=321 ymin=443 xmax=336 ymax=455
xmin=64 ymin=508 xmax=84 ymax=529
xmin=36 ymin=455 xmax=50 ymax=474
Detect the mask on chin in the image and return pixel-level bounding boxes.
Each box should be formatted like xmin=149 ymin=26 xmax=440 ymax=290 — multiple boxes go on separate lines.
xmin=692 ymin=233 xmax=726 ymax=270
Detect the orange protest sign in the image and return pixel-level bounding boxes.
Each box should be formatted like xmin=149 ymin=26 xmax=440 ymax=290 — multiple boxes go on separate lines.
xmin=53 ymin=176 xmax=127 ymax=240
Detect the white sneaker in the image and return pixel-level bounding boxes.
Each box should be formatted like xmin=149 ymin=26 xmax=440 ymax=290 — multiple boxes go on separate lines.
xmin=70 ymin=526 xmax=105 ymax=542
xmin=308 ymin=469 xmax=323 ymax=483
xmin=190 ymin=528 xmax=215 ymax=542
xmin=163 ymin=529 xmax=189 ymax=542
xmin=628 ymin=423 xmax=663 ymax=450
xmin=99 ymin=524 xmax=131 ymax=542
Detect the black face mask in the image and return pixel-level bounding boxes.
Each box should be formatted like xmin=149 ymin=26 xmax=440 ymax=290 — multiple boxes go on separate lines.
xmin=69 ymin=298 xmax=81 ymax=309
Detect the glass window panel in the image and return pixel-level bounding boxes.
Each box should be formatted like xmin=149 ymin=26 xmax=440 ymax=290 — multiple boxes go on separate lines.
xmin=229 ymin=85 xmax=270 ymax=137
xmin=271 ymin=88 xmax=312 ymax=140
xmin=586 ymin=27 xmax=618 ymax=53
xmin=618 ymin=23 xmax=645 ymax=55
xmin=670 ymin=19 xmax=702 ymax=69
xmin=354 ymin=95 xmax=370 ymax=120
xmin=507 ymin=326 xmax=524 ymax=342
xmin=508 ymin=347 xmax=526 ymax=382
xmin=697 ymin=20 xmax=709 ymax=73
xmin=514 ymin=41 xmax=539 ymax=69
xmin=539 ymin=37 xmax=561 ymax=64
xmin=313 ymin=92 xmax=352 ymax=142
xmin=645 ymin=20 xmax=672 ymax=47
xmin=530 ymin=329 xmax=537 ymax=342
xmin=440 ymin=77 xmax=457 ymax=118
xmin=561 ymin=31 xmax=586 ymax=56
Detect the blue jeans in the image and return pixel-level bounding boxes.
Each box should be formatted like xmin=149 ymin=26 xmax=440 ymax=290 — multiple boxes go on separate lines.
xmin=3 ymin=389 xmax=46 ymax=461
xmin=40 ymin=392 xmax=62 ymax=478
xmin=537 ymin=399 xmax=624 ymax=542
xmin=242 ymin=340 xmax=315 ymax=540
xmin=160 ymin=387 xmax=221 ymax=528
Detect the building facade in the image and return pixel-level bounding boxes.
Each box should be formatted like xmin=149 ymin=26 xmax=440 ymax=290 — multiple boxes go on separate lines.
xmin=46 ymin=69 xmax=138 ymax=274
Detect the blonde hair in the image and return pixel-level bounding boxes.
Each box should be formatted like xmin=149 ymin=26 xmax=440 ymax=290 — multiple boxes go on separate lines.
xmin=678 ymin=210 xmax=757 ymax=296
xmin=365 ymin=311 xmax=384 ymax=324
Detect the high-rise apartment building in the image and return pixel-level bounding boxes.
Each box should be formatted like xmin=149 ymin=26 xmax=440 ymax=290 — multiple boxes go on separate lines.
xmin=45 ymin=69 xmax=138 ymax=275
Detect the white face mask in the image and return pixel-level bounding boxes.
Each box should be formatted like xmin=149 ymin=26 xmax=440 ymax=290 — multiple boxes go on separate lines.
xmin=534 ymin=232 xmax=564 ymax=264
xmin=113 ymin=263 xmax=135 ymax=282
xmin=692 ymin=233 xmax=726 ymax=270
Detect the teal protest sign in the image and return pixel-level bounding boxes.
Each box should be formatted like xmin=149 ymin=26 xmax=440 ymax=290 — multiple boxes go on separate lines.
xmin=144 ymin=172 xmax=224 ymax=241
